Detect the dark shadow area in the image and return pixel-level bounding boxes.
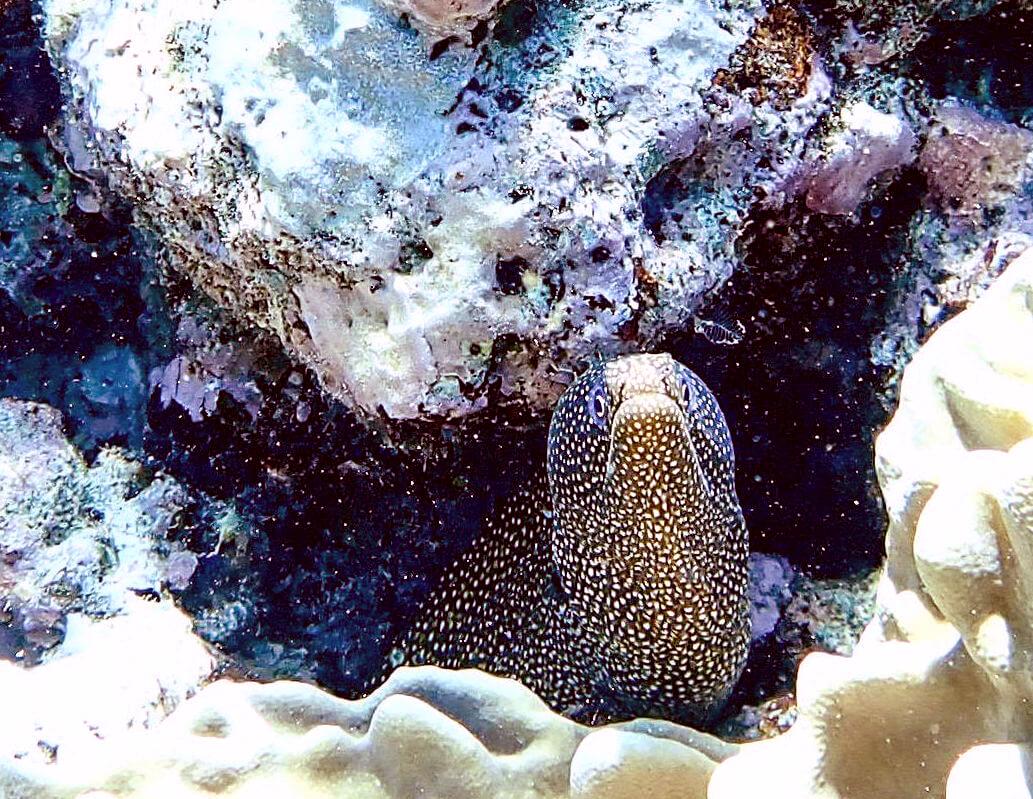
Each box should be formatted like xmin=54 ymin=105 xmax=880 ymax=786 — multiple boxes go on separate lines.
xmin=154 ymin=375 xmax=547 ymax=694
xmin=666 ymin=171 xmax=929 ymax=577
xmin=0 ymin=1 xmax=60 ymax=141
xmin=905 ymin=1 xmax=1033 ymax=123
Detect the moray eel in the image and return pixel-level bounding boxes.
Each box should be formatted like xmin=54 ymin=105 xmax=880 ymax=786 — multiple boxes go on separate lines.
xmin=389 ymin=353 xmax=750 ymax=723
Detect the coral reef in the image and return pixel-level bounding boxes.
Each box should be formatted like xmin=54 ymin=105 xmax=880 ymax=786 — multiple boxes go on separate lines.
xmin=0 ymin=600 xmax=214 ymax=766
xmin=0 ymin=399 xmax=207 ymax=661
xmin=710 ymin=247 xmax=1033 ymax=798
xmin=42 ymin=0 xmax=843 ymax=421
xmin=919 ymin=102 xmax=1033 ymax=216
xmin=2 ymin=245 xmax=1030 ymax=799
xmin=746 ymin=553 xmax=795 ymax=640
xmin=150 ymin=316 xmax=264 ymax=424
xmin=377 ymin=0 xmax=503 ymax=41
xmin=713 ymin=3 xmax=815 ymax=110
xmin=0 ymin=667 xmax=734 ymax=799
xmin=6 ymin=0 xmax=1033 ymax=793
xmin=31 ymin=0 xmax=1033 ymax=581
xmin=804 ymin=101 xmax=916 ymax=215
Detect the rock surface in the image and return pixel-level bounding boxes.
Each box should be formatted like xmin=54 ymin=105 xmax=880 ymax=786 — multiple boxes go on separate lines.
xmin=0 ymin=601 xmax=214 ymax=767
xmin=0 ymin=399 xmax=206 ymax=660
xmin=41 ymin=0 xmax=845 ymax=420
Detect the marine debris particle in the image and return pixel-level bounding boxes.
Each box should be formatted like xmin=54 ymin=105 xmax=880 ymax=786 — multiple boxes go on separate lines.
xmin=385 ymin=353 xmax=751 ymax=724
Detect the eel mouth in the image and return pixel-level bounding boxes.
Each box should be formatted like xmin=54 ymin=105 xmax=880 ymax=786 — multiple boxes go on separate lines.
xmin=604 ymin=392 xmax=711 ymax=497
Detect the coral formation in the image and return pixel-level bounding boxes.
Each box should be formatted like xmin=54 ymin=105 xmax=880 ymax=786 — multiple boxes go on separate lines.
xmin=0 ymin=667 xmax=732 ymax=799
xmin=0 ymin=600 xmax=214 ymax=766
xmin=150 ymin=316 xmax=264 ymax=424
xmin=710 ymin=247 xmax=1033 ymax=798
xmin=0 ymin=399 xmax=206 ymax=660
xmin=2 ymin=246 xmax=1030 ymax=799
xmin=804 ymin=101 xmax=916 ymax=215
xmin=40 ymin=0 xmax=1033 ymax=430
xmin=6 ymin=0 xmax=1033 ymax=794
xmin=713 ymin=3 xmax=815 ymax=110
xmin=919 ymin=102 xmax=1033 ymax=216
xmin=41 ymin=0 xmax=839 ymax=421
xmin=376 ymin=0 xmax=502 ymax=41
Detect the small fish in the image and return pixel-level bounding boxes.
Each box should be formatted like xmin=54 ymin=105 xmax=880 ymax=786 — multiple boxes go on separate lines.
xmin=694 ymin=310 xmax=745 ymax=346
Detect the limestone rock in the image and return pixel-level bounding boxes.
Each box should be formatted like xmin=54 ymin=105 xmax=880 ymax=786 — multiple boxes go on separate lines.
xmin=805 ymin=101 xmax=916 ymax=216
xmin=40 ymin=0 xmax=843 ymax=421
xmin=375 ymin=0 xmax=502 ymax=41
xmin=919 ymin=104 xmax=1033 ymax=217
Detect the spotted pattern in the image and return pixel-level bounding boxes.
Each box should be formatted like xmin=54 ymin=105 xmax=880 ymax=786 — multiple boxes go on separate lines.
xmin=388 ymin=353 xmax=750 ymax=723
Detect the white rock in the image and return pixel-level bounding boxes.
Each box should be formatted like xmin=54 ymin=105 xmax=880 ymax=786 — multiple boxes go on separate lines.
xmin=0 ymin=600 xmax=214 ymax=767
xmin=41 ymin=0 xmax=843 ymax=421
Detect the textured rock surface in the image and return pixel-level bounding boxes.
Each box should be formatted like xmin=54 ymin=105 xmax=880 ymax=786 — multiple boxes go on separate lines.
xmin=40 ymin=0 xmax=850 ymax=420
xmin=0 ymin=399 xmax=207 ymax=660
xmin=804 ymin=101 xmax=916 ymax=216
xmin=377 ymin=0 xmax=502 ymax=40
xmin=0 ymin=600 xmax=214 ymax=767
xmin=918 ymin=103 xmax=1033 ymax=216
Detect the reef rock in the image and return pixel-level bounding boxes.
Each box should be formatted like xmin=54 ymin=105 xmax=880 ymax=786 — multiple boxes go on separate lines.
xmin=0 ymin=399 xmax=204 ymax=659
xmin=39 ymin=0 xmax=843 ymax=420
xmin=919 ymin=103 xmax=1033 ymax=218
xmin=804 ymin=101 xmax=916 ymax=216
xmin=376 ymin=0 xmax=502 ymax=41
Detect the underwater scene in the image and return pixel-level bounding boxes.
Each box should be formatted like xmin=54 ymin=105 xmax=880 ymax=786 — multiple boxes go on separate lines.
xmin=1 ymin=0 xmax=1033 ymax=796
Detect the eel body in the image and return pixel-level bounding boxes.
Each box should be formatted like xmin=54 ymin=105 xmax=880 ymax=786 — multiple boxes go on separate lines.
xmin=390 ymin=353 xmax=750 ymax=723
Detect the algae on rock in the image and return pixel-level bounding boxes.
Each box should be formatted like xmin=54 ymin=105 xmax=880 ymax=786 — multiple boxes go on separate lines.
xmin=40 ymin=0 xmax=803 ymax=421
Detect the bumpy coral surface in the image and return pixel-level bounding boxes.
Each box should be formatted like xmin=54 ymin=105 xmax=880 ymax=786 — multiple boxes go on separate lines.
xmin=710 ymin=248 xmax=1033 ymax=798
xmin=0 ymin=600 xmax=214 ymax=767
xmin=0 ymin=668 xmax=733 ymax=799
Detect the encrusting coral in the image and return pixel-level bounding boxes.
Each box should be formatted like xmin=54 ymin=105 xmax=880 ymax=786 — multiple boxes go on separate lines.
xmin=710 ymin=246 xmax=1033 ymax=798
xmin=1 ymin=248 xmax=1031 ymax=798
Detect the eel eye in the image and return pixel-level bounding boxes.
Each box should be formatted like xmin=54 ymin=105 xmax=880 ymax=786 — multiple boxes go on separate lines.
xmin=588 ymin=383 xmax=608 ymax=429
xmin=679 ymin=373 xmax=696 ymax=409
